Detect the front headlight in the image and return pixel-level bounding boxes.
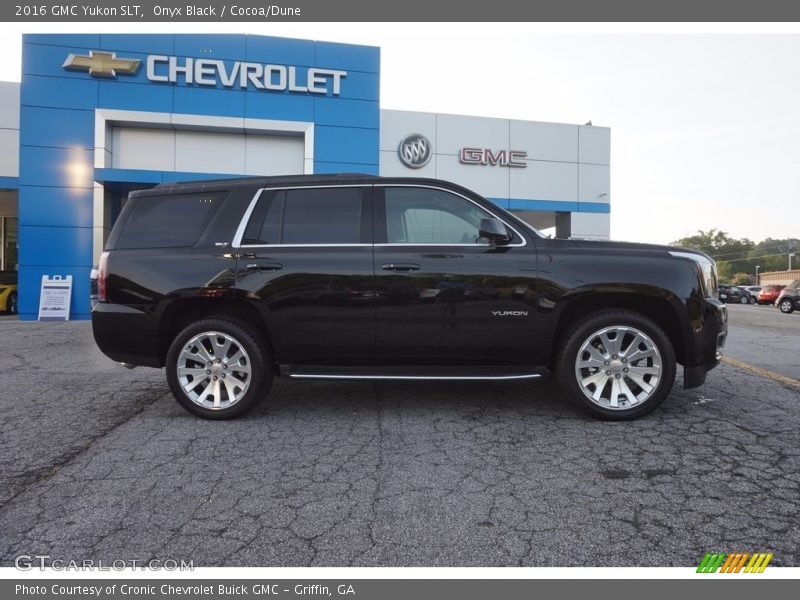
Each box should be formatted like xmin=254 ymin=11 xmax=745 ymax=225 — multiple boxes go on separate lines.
xmin=669 ymin=251 xmax=718 ymax=298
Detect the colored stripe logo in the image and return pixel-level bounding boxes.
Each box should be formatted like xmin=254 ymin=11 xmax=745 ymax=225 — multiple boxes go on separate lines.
xmin=697 ymin=552 xmax=773 ymax=573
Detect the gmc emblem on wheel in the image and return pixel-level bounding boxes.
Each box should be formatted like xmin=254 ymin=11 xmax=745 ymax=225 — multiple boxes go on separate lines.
xmin=398 ymin=134 xmax=432 ymax=168
xmin=491 ymin=311 xmax=529 ymax=316
xmin=460 ymin=148 xmax=527 ymax=168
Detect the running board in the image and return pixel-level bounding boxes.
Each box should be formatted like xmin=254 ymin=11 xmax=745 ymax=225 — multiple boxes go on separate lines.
xmin=281 ymin=365 xmax=544 ymax=382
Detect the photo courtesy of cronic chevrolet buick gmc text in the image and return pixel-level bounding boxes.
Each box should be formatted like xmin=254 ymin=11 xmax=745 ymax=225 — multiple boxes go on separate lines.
xmin=91 ymin=175 xmax=727 ymax=420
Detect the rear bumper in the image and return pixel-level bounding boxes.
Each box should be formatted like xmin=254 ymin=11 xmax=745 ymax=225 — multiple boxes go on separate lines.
xmin=91 ymin=303 xmax=161 ymax=368
xmin=683 ymin=298 xmax=727 ymax=389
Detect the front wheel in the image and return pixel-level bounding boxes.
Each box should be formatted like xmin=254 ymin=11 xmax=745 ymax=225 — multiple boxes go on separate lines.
xmin=166 ymin=318 xmax=272 ymax=419
xmin=7 ymin=291 xmax=17 ymax=314
xmin=739 ymin=295 xmax=748 ymax=304
xmin=555 ymin=310 xmax=677 ymax=420
xmin=779 ymin=299 xmax=795 ymax=314
xmin=749 ymin=296 xmax=757 ymax=304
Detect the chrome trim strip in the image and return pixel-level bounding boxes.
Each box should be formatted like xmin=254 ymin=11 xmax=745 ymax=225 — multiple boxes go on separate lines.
xmin=231 ymin=188 xmax=264 ymax=249
xmin=231 ymin=183 xmax=529 ymax=249
xmin=288 ymin=373 xmax=542 ymax=381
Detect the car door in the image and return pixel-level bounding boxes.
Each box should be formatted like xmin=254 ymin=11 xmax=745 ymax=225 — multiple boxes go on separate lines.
xmin=372 ymin=184 xmax=539 ymax=366
xmin=233 ymin=185 xmax=375 ymax=366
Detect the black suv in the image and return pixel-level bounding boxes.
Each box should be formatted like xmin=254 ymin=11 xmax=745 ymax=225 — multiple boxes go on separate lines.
xmin=92 ymin=175 xmax=727 ymax=420
xmin=776 ymin=280 xmax=800 ymax=314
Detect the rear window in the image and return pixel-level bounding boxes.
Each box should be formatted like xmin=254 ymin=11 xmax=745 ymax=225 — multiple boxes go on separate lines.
xmin=243 ymin=187 xmax=363 ymax=245
xmin=115 ymin=192 xmax=226 ymax=249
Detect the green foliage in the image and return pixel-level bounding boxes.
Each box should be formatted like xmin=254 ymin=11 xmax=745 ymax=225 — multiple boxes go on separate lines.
xmin=671 ymin=229 xmax=799 ymax=284
xmin=729 ymin=272 xmax=752 ymax=286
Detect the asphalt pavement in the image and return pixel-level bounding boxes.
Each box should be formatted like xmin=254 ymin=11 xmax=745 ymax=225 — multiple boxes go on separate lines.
xmin=0 ymin=308 xmax=797 ymax=567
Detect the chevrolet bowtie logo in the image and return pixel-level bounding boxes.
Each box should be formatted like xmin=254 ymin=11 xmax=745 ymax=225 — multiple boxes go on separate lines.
xmin=62 ymin=51 xmax=141 ymax=79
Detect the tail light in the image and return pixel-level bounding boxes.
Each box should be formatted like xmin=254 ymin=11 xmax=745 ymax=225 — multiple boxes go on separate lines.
xmin=98 ymin=251 xmax=109 ymax=302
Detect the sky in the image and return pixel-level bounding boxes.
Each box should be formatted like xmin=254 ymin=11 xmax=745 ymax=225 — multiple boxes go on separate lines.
xmin=1 ymin=23 xmax=798 ymax=245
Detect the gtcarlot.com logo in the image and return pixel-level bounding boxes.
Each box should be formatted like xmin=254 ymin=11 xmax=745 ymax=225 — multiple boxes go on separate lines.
xmin=14 ymin=554 xmax=194 ymax=571
xmin=697 ymin=552 xmax=773 ymax=573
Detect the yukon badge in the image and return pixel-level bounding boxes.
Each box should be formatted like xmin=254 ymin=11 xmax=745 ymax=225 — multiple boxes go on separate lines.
xmin=491 ymin=310 xmax=528 ymax=316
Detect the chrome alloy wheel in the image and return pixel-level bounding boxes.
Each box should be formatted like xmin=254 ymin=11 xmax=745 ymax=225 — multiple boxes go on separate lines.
xmin=176 ymin=331 xmax=252 ymax=410
xmin=574 ymin=325 xmax=663 ymax=410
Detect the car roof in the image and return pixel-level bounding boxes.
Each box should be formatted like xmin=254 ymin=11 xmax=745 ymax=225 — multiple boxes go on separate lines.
xmin=129 ymin=174 xmax=479 ymax=199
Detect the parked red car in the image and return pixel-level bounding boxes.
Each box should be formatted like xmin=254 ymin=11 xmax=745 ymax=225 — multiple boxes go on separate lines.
xmin=758 ymin=284 xmax=785 ymax=305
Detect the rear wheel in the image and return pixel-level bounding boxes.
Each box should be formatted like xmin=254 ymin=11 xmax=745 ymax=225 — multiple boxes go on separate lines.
xmin=166 ymin=318 xmax=272 ymax=419
xmin=7 ymin=291 xmax=17 ymax=314
xmin=739 ymin=295 xmax=748 ymax=304
xmin=556 ymin=310 xmax=677 ymax=420
xmin=749 ymin=296 xmax=756 ymax=304
xmin=779 ymin=298 xmax=795 ymax=314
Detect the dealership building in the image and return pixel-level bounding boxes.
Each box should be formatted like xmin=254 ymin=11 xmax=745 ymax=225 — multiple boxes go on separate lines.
xmin=0 ymin=33 xmax=610 ymax=320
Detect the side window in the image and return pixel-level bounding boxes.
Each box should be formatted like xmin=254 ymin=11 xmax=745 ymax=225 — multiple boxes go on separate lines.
xmin=116 ymin=192 xmax=226 ymax=249
xmin=384 ymin=187 xmax=494 ymax=244
xmin=243 ymin=187 xmax=363 ymax=245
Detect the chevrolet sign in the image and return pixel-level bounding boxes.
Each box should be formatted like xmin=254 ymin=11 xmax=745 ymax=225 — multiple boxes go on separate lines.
xmin=63 ymin=51 xmax=347 ymax=96
xmin=147 ymin=56 xmax=347 ymax=95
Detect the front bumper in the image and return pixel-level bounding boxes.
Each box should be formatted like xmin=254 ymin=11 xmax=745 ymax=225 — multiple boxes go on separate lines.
xmin=683 ymin=298 xmax=727 ymax=389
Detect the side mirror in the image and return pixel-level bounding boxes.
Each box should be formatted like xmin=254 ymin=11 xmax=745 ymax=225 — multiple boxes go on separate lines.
xmin=479 ymin=218 xmax=511 ymax=245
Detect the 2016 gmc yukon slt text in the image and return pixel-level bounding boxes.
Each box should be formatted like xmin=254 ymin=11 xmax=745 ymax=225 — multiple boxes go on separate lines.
xmin=92 ymin=175 xmax=727 ymax=420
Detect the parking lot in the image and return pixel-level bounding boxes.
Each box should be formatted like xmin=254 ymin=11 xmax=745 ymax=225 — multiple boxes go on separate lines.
xmin=0 ymin=304 xmax=798 ymax=567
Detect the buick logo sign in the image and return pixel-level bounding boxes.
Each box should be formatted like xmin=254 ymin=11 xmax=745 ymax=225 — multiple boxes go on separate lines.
xmin=398 ymin=134 xmax=432 ymax=168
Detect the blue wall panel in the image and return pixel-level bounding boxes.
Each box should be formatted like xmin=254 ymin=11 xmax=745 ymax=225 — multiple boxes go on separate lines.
xmin=99 ymin=34 xmax=174 ymax=55
xmin=19 ymin=33 xmax=381 ymax=320
xmin=25 ymin=34 xmax=101 ymax=48
xmin=315 ymin=41 xmax=380 ymax=73
xmin=246 ymin=35 xmax=316 ymax=66
xmin=21 ymin=74 xmax=99 ymax=110
xmin=244 ymin=92 xmax=314 ymax=122
xmin=19 ymin=146 xmax=93 ymax=189
xmin=314 ymin=126 xmax=379 ymax=165
xmin=98 ymin=80 xmax=173 ymax=112
xmin=18 ymin=225 xmax=93 ymax=266
xmin=19 ymin=187 xmax=93 ymax=228
xmin=172 ymin=85 xmax=245 ymax=117
xmin=174 ymin=34 xmax=248 ymax=62
xmin=314 ymin=97 xmax=379 ymax=129
xmin=20 ymin=106 xmax=94 ymax=149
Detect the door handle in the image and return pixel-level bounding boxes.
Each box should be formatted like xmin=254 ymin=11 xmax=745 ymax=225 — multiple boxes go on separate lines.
xmin=382 ymin=263 xmax=420 ymax=272
xmin=246 ymin=263 xmax=283 ymax=272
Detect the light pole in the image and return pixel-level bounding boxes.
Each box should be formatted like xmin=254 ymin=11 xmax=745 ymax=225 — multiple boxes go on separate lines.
xmin=755 ymin=265 xmax=761 ymax=284
xmin=790 ymin=253 xmax=796 ymax=271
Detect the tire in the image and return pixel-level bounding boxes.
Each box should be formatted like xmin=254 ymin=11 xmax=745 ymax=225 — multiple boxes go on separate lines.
xmin=749 ymin=296 xmax=756 ymax=304
xmin=7 ymin=291 xmax=17 ymax=314
xmin=555 ymin=309 xmax=677 ymax=420
xmin=165 ymin=317 xmax=272 ymax=419
xmin=779 ymin=299 xmax=795 ymax=314
xmin=739 ymin=295 xmax=748 ymax=304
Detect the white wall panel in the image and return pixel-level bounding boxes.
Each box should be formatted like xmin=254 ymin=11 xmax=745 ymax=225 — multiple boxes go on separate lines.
xmin=244 ymin=135 xmax=304 ymax=176
xmin=380 ymin=110 xmax=437 ymax=153
xmin=571 ymin=213 xmax=610 ymax=239
xmin=435 ymin=114 xmax=509 ymax=155
xmin=510 ymin=120 xmax=578 ymax=163
xmin=510 ymin=161 xmax=578 ymax=201
xmin=578 ymin=163 xmax=610 ymax=203
xmin=435 ymin=156 xmax=510 ymax=199
xmin=174 ymin=131 xmax=245 ymax=174
xmin=0 ymin=82 xmax=20 ymax=130
xmin=0 ymin=129 xmax=19 ymax=177
xmin=111 ymin=128 xmax=175 ymax=171
xmin=578 ymin=125 xmax=610 ymax=165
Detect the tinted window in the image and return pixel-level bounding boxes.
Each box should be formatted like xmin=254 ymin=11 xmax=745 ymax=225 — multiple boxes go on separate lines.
xmin=116 ymin=192 xmax=225 ymax=249
xmin=385 ymin=187 xmax=493 ymax=244
xmin=245 ymin=187 xmax=362 ymax=245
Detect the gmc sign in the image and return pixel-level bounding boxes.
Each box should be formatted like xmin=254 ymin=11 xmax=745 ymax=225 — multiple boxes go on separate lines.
xmin=459 ymin=148 xmax=527 ymax=168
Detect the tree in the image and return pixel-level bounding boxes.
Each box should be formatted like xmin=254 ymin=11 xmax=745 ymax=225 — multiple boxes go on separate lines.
xmin=671 ymin=229 xmax=755 ymax=281
xmin=730 ymin=272 xmax=752 ymax=286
